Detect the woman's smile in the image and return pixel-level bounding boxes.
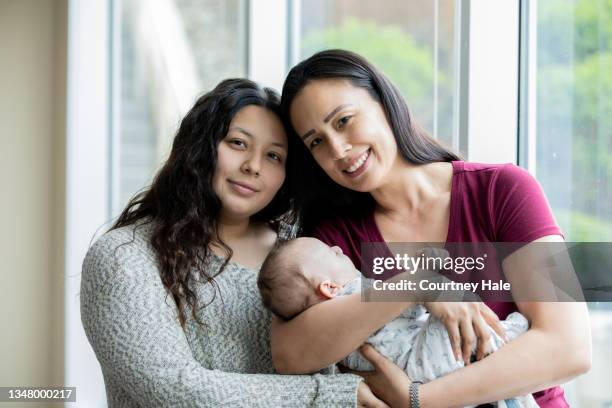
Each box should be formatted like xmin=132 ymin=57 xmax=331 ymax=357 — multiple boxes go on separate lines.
xmin=342 ymin=147 xmax=371 ymax=177
xmin=227 ymin=179 xmax=260 ymax=196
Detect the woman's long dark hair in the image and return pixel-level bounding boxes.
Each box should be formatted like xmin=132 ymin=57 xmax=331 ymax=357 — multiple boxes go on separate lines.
xmin=280 ymin=49 xmax=461 ymax=232
xmin=112 ymin=78 xmax=295 ymax=326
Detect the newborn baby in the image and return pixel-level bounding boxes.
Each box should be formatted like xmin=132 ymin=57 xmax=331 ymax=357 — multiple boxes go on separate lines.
xmin=257 ymin=237 xmax=537 ymax=408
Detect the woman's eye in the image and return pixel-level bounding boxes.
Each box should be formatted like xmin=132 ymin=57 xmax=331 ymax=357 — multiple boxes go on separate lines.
xmin=229 ymin=139 xmax=247 ymax=148
xmin=309 ymin=137 xmax=323 ymax=149
xmin=268 ymin=152 xmax=283 ymax=162
xmin=337 ymin=116 xmax=351 ymax=129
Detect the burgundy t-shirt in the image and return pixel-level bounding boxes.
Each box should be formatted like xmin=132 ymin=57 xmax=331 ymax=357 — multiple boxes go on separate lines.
xmin=311 ymin=161 xmax=566 ymax=408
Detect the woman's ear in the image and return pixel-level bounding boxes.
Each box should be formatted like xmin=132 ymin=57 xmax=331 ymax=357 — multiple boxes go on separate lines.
xmin=317 ymin=280 xmax=342 ymax=299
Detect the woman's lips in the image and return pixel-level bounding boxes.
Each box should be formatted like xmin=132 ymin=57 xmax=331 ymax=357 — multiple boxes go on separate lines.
xmin=342 ymin=148 xmax=371 ymax=178
xmin=227 ymin=179 xmax=259 ymax=196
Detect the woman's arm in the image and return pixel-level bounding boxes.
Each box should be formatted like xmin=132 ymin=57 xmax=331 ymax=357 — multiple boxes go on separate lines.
xmin=81 ymin=232 xmax=363 ymax=407
xmin=357 ymin=236 xmax=590 ymax=408
xmin=272 ymin=294 xmax=411 ymax=374
xmin=272 ymin=269 xmax=502 ymax=374
xmin=420 ymin=303 xmax=590 ymax=407
xmin=417 ymin=235 xmax=591 ymax=407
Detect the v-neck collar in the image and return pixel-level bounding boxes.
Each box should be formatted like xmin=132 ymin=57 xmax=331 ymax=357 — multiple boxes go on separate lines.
xmin=365 ymin=160 xmax=462 ymax=245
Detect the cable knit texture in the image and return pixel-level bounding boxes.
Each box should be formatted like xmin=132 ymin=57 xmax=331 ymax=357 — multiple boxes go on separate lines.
xmin=81 ymin=223 xmax=361 ymax=407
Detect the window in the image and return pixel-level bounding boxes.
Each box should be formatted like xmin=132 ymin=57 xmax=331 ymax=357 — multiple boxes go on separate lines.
xmin=530 ymin=0 xmax=612 ymax=243
xmin=521 ymin=0 xmax=612 ymax=405
xmin=292 ymin=0 xmax=458 ymax=150
xmin=66 ymin=1 xmax=608 ymax=405
xmin=112 ymin=0 xmax=248 ymax=214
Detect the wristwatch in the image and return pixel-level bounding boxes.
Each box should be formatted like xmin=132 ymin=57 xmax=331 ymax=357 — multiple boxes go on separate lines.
xmin=409 ymin=381 xmax=423 ymax=408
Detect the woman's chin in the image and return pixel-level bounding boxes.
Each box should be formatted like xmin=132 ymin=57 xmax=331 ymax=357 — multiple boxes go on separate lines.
xmin=339 ymin=182 xmax=375 ymax=193
xmin=220 ymin=201 xmax=263 ymax=221
xmin=334 ymin=172 xmax=379 ymax=193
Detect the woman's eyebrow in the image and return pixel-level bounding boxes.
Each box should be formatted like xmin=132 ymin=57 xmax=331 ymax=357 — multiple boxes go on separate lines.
xmin=300 ymin=104 xmax=352 ymax=140
xmin=230 ymin=126 xmax=287 ymax=149
xmin=301 ymin=129 xmax=315 ymax=141
xmin=323 ymin=104 xmax=351 ymax=123
xmin=271 ymin=141 xmax=288 ymax=150
xmin=229 ymin=126 xmax=253 ymax=138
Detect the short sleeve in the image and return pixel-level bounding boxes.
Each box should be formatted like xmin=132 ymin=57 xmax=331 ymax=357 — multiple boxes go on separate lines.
xmin=490 ymin=164 xmax=563 ymax=243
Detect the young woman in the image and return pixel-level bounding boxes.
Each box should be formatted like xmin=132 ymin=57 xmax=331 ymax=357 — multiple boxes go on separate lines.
xmin=273 ymin=50 xmax=591 ymax=407
xmin=80 ymin=79 xmax=380 ymax=407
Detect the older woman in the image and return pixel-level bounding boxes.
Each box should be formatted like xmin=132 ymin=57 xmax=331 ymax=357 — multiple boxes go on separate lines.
xmin=273 ymin=50 xmax=591 ymax=407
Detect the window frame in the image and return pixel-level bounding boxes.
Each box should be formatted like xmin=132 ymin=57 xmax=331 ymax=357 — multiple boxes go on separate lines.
xmin=65 ymin=0 xmax=111 ymax=406
xmin=461 ymin=0 xmax=521 ymax=164
xmin=248 ymin=0 xmax=290 ymax=91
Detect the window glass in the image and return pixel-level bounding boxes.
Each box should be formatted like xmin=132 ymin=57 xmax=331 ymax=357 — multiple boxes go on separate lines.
xmin=114 ymin=0 xmax=247 ymax=213
xmin=298 ymin=0 xmax=457 ymax=150
xmin=534 ymin=1 xmax=612 ymax=405
xmin=536 ymin=0 xmax=612 ymax=242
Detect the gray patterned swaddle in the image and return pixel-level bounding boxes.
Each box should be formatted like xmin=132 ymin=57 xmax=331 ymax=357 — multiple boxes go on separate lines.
xmin=339 ymin=277 xmax=538 ymax=408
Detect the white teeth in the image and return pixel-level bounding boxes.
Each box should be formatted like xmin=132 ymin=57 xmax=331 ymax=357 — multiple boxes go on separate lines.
xmin=346 ymin=150 xmax=369 ymax=173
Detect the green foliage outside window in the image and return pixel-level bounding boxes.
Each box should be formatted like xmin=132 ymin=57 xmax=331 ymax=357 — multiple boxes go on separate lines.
xmin=301 ymin=18 xmax=452 ymax=140
xmin=301 ymin=4 xmax=612 ymax=241
xmin=537 ymin=0 xmax=612 ymax=240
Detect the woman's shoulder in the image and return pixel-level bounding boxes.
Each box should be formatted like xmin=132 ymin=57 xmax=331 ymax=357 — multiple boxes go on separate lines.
xmin=455 ymin=160 xmax=523 ymax=175
xmin=455 ymin=161 xmax=538 ymax=193
xmin=82 ymin=222 xmax=159 ymax=291
xmin=86 ymin=222 xmax=156 ymax=262
xmin=457 ymin=162 xmax=561 ymax=241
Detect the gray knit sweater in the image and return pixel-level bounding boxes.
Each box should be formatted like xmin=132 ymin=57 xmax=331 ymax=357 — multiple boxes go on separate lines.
xmin=80 ymin=223 xmax=361 ymax=407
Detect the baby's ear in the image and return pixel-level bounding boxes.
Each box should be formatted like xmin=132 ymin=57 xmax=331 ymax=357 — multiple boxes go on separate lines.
xmin=318 ymin=280 xmax=342 ymax=299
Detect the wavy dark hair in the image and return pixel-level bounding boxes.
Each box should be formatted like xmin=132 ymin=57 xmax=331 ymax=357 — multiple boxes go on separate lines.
xmin=280 ymin=49 xmax=461 ymax=232
xmin=112 ymin=78 xmax=295 ymax=326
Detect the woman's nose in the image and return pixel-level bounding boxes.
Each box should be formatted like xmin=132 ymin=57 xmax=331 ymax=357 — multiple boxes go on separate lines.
xmin=328 ymin=136 xmax=352 ymax=160
xmin=241 ymin=154 xmax=261 ymax=176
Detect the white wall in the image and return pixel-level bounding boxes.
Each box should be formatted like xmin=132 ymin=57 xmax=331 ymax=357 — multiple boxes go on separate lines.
xmin=0 ymin=0 xmax=67 ymax=405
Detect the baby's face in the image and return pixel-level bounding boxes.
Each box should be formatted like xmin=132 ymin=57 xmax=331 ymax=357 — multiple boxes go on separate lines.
xmin=290 ymin=238 xmax=358 ymax=285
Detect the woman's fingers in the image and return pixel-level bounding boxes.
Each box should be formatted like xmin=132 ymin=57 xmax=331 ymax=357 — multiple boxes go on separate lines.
xmin=359 ymin=344 xmax=388 ymax=371
xmin=444 ymin=319 xmax=462 ymax=361
xmin=426 ymin=302 xmax=505 ymax=363
xmin=356 ymin=344 xmax=413 ymax=407
xmin=479 ymin=303 xmax=508 ymax=342
xmin=357 ymin=382 xmax=391 ymax=408
xmin=472 ymin=314 xmax=492 ymax=361
xmin=337 ymin=363 xmax=372 ymax=381
xmin=459 ymin=318 xmax=477 ymax=365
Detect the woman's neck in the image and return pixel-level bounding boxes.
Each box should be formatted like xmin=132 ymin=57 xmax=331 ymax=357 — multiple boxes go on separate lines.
xmin=213 ymin=215 xmax=276 ymax=269
xmin=216 ymin=215 xmax=252 ymax=242
xmin=371 ymin=160 xmax=452 ymax=216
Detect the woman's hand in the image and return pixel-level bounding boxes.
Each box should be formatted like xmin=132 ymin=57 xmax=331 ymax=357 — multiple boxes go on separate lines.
xmin=357 ymin=381 xmax=390 ymax=408
xmin=424 ymin=301 xmax=507 ymax=365
xmin=345 ymin=345 xmax=411 ymax=408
